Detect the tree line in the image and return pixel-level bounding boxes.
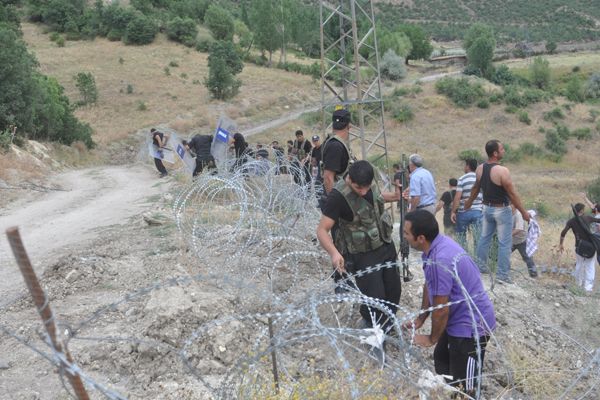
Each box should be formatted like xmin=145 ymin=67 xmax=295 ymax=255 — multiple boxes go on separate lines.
xmin=1 ymin=1 xmax=94 ymax=149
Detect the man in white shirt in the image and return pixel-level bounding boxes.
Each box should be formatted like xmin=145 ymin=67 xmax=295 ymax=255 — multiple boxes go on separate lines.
xmin=511 ymin=204 xmax=538 ymax=278
xmin=451 ymin=159 xmax=483 ymax=253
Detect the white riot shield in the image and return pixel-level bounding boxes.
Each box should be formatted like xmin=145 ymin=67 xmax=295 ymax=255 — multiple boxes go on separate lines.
xmin=211 ymin=116 xmax=237 ymax=170
xmin=169 ymin=132 xmax=196 ymax=173
xmin=148 ymin=134 xmax=175 ymax=164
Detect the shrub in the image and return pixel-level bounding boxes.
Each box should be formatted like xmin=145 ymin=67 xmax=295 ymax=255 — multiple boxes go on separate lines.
xmin=505 ymin=105 xmax=518 ymax=114
xmin=195 ymin=36 xmax=214 ymax=53
xmin=126 ymin=84 xmax=133 ymax=94
xmin=137 ymin=100 xmax=147 ymax=111
xmin=526 ymin=200 xmax=550 ymax=218
xmin=502 ymin=143 xmax=523 ymax=163
xmin=123 ymin=14 xmax=157 ymax=45
xmin=435 ymin=77 xmax=485 ymax=108
xmin=169 ymin=60 xmax=179 ymax=67
xmin=529 ymin=57 xmax=551 ymax=89
xmin=55 ymin=36 xmax=65 ymax=47
xmin=204 ymin=40 xmax=243 ymax=100
xmin=106 ymin=29 xmax=122 ymax=41
xmin=585 ymin=73 xmax=600 ymax=99
xmin=169 ymin=0 xmax=209 ymax=22
xmin=100 ymin=4 xmax=136 ymax=39
xmin=203 ymin=4 xmax=233 ymax=41
xmin=458 ymin=149 xmax=483 ymax=162
xmin=392 ymin=103 xmax=414 ymax=122
xmin=518 ymin=110 xmax=531 ymax=125
xmin=589 ymin=109 xmax=600 ymax=122
xmin=503 ymin=85 xmax=548 ymax=108
xmin=42 ymin=0 xmax=84 ymax=32
xmin=491 ymin=64 xmax=516 ymax=86
xmin=565 ymin=76 xmax=585 ymax=102
xmin=489 ymin=92 xmax=503 ymax=103
xmin=380 ymin=49 xmax=406 ymax=81
xmin=392 ymin=87 xmax=409 ymax=97
xmin=0 ymin=128 xmax=13 ymax=151
xmin=543 ymin=107 xmax=565 ymax=121
xmin=166 ymin=17 xmax=198 ymax=46
xmin=49 ymin=31 xmax=60 ymax=42
xmin=118 ymin=57 xmax=124 ymax=64
xmin=477 ymin=99 xmax=489 ymax=109
xmin=164 ymin=67 xmax=170 ymax=76
xmin=545 ymin=41 xmax=557 ymax=54
xmin=556 ymin=124 xmax=570 ymax=139
xmin=545 ymin=130 xmax=567 ymax=155
xmin=74 ymin=72 xmax=98 ymax=105
xmin=571 ymin=127 xmax=592 ymax=140
xmin=519 ymin=142 xmax=544 ymax=158
xmin=597 ymin=120 xmax=600 ymax=133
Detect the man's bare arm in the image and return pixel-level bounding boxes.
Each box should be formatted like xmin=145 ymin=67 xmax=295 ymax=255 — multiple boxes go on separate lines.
xmin=410 ymin=195 xmax=420 ymax=210
xmin=501 ymin=171 xmax=530 ymax=221
xmin=464 ymin=166 xmax=482 ymax=210
xmin=382 ymin=190 xmax=400 ymax=202
xmin=323 ymin=169 xmax=336 ymax=194
xmin=316 ymin=215 xmax=345 ymax=272
xmin=413 ymin=295 xmax=449 ymax=347
xmin=450 ymin=189 xmax=462 ymax=223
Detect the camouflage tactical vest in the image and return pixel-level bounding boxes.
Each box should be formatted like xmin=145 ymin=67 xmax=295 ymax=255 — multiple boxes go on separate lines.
xmin=335 ymin=179 xmax=393 ymax=255
xmin=320 ymin=134 xmax=353 ymax=180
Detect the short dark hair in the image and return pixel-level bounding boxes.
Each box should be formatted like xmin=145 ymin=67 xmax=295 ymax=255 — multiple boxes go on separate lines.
xmin=287 ymin=140 xmax=293 ymax=145
xmin=295 ymin=130 xmax=304 ymax=137
xmin=465 ymin=158 xmax=478 ymax=172
xmin=405 ymin=210 xmax=439 ymax=242
xmin=181 ymin=140 xmax=188 ymax=146
xmin=150 ymin=128 xmax=156 ymax=133
xmin=348 ymin=160 xmax=374 ymax=186
xmin=392 ymin=163 xmax=400 ymax=169
xmin=485 ymin=140 xmax=501 ymax=157
xmin=574 ymin=203 xmax=585 ymax=213
xmin=449 ymin=178 xmax=458 ymax=186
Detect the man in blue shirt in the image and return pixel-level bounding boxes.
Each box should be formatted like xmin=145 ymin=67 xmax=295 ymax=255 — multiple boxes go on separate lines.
xmin=402 ymin=210 xmax=496 ymax=396
xmin=408 ymin=154 xmax=437 ymax=214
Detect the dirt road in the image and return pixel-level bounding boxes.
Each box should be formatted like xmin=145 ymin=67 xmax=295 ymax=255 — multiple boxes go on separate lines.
xmin=0 ymin=164 xmax=171 ymax=307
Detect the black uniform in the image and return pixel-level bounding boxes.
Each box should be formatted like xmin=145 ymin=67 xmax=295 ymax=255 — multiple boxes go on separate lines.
xmin=187 ymin=135 xmax=215 ymax=176
xmin=152 ymin=131 xmax=168 ymax=176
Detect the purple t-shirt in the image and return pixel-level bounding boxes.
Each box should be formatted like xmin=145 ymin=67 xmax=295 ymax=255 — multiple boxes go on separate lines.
xmin=422 ymin=234 xmax=496 ymax=338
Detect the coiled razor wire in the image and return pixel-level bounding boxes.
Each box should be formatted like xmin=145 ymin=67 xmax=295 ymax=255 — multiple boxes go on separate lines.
xmin=1 ymin=156 xmax=599 ymax=399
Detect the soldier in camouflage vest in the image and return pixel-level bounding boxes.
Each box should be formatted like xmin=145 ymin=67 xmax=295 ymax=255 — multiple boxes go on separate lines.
xmin=317 ymin=160 xmax=402 ymax=329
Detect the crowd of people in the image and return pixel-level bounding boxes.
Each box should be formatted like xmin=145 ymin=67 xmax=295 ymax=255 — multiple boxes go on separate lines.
xmin=149 ymin=109 xmax=599 ymax=395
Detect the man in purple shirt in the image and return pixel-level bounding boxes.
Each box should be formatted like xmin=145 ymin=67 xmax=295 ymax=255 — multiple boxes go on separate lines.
xmin=402 ymin=210 xmax=496 ymax=395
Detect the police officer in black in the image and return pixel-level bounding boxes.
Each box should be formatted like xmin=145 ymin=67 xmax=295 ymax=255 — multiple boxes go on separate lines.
xmin=151 ymin=128 xmax=168 ymax=177
xmin=321 ymin=109 xmax=352 ymax=194
xmin=182 ymin=134 xmax=215 ymax=177
xmin=320 ymin=109 xmax=354 ymax=291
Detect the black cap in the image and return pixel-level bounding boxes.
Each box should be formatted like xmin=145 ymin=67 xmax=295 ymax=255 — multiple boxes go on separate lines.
xmin=312 ymin=135 xmax=320 ymax=141
xmin=332 ymin=109 xmax=351 ymax=130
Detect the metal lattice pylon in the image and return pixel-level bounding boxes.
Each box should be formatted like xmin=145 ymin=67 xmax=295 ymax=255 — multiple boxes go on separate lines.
xmin=319 ymin=0 xmax=390 ymax=174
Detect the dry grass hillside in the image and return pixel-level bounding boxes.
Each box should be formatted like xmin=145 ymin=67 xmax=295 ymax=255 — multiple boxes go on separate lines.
xmin=21 ymin=23 xmax=320 ymax=144
xmin=18 ymin=22 xmax=600 ymax=268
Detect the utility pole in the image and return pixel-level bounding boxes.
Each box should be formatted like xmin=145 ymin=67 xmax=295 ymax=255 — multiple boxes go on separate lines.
xmin=319 ymin=0 xmax=390 ymax=179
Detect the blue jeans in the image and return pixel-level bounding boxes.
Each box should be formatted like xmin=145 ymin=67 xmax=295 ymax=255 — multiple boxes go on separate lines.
xmin=455 ymin=209 xmax=482 ymax=254
xmin=476 ymin=206 xmax=513 ymax=279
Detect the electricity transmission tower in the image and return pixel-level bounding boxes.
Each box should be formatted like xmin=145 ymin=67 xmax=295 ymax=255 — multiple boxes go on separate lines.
xmin=319 ymin=0 xmax=390 ymax=175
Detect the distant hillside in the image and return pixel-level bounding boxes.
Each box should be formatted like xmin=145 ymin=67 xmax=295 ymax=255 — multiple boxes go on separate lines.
xmin=375 ymin=0 xmax=600 ymax=43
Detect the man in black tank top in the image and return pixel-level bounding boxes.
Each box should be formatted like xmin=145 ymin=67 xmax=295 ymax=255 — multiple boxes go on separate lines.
xmin=464 ymin=140 xmax=530 ymax=284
